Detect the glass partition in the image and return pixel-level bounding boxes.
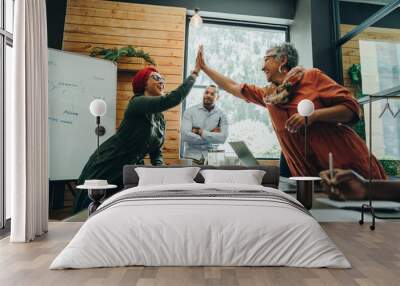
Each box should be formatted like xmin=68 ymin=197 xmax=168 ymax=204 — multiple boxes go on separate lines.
xmin=339 ymin=1 xmax=400 ymax=177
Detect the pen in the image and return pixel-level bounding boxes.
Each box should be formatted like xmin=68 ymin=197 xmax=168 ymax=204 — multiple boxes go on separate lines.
xmin=329 ymin=152 xmax=334 ymax=193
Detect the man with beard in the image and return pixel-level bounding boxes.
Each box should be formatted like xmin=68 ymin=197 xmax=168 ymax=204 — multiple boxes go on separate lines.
xmin=181 ymin=85 xmax=229 ymax=164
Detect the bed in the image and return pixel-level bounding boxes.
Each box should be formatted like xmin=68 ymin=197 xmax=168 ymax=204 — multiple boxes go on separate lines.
xmin=50 ymin=165 xmax=350 ymax=269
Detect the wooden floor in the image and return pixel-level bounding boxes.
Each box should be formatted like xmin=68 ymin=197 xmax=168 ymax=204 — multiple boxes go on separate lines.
xmin=0 ymin=222 xmax=399 ymax=286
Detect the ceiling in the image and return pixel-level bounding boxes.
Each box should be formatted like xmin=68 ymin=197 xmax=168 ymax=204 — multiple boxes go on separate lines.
xmin=340 ymin=0 xmax=398 ymax=6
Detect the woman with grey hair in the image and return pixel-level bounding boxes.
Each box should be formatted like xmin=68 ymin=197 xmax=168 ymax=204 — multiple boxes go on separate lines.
xmin=196 ymin=43 xmax=386 ymax=180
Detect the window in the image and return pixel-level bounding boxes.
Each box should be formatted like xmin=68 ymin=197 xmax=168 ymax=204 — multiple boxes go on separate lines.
xmin=182 ymin=20 xmax=287 ymax=159
xmin=1 ymin=0 xmax=14 ymax=229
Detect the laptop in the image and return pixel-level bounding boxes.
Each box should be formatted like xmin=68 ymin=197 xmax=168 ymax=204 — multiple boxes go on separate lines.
xmin=229 ymin=141 xmax=259 ymax=166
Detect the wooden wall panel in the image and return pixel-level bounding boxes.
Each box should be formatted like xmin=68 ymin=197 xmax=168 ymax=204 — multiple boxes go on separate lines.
xmin=63 ymin=0 xmax=186 ymax=164
xmin=340 ymin=24 xmax=400 ymax=95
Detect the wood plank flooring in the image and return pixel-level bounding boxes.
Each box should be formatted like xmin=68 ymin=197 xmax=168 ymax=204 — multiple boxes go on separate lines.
xmin=0 ymin=222 xmax=399 ymax=286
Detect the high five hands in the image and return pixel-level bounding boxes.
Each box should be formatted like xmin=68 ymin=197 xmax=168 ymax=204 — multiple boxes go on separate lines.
xmin=195 ymin=45 xmax=206 ymax=71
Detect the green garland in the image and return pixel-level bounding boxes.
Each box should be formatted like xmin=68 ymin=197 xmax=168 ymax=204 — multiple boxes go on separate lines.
xmin=348 ymin=64 xmax=365 ymax=140
xmin=348 ymin=64 xmax=362 ymax=93
xmin=89 ymin=45 xmax=156 ymax=65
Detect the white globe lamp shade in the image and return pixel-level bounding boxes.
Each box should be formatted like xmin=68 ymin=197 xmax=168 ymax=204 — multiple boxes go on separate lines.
xmin=190 ymin=9 xmax=203 ymax=28
xmin=90 ymin=99 xmax=107 ymax=117
xmin=297 ymin=99 xmax=314 ymax=117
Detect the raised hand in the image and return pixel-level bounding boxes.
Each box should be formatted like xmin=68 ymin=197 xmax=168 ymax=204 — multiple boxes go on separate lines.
xmin=196 ymin=45 xmax=206 ymax=70
xmin=193 ymin=50 xmax=201 ymax=74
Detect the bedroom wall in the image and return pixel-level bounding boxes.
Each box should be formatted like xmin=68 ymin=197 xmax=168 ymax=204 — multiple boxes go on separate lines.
xmin=310 ymin=0 xmax=337 ymax=80
xmin=47 ymin=0 xmax=296 ymax=49
xmin=339 ymin=1 xmax=400 ymax=92
xmin=339 ymin=1 xmax=400 ymax=94
xmin=290 ymin=0 xmax=313 ymax=69
xmin=339 ymin=23 xmax=400 ymax=172
xmin=57 ymin=0 xmax=289 ymax=166
xmin=340 ymin=1 xmax=400 ymax=30
xmin=340 ymin=24 xmax=400 ymax=96
xmin=62 ymin=0 xmax=186 ymax=164
xmin=114 ymin=0 xmax=296 ymax=19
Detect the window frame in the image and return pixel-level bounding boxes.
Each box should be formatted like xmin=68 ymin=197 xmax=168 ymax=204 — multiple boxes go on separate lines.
xmin=180 ymin=16 xmax=289 ymax=160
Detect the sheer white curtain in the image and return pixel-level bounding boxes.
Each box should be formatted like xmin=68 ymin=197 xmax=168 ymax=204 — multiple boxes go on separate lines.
xmin=9 ymin=0 xmax=49 ymax=242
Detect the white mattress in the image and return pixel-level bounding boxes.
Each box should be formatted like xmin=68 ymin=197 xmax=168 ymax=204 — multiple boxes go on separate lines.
xmin=50 ymin=183 xmax=350 ymax=269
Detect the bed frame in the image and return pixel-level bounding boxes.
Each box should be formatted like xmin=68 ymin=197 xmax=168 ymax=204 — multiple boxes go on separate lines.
xmin=123 ymin=165 xmax=280 ymax=189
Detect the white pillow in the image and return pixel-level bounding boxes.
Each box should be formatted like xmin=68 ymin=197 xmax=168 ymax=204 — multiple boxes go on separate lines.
xmin=135 ymin=167 xmax=201 ymax=186
xmin=200 ymin=169 xmax=266 ymax=185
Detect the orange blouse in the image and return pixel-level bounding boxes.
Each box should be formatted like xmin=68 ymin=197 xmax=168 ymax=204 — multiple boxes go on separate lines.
xmin=241 ymin=68 xmax=386 ymax=179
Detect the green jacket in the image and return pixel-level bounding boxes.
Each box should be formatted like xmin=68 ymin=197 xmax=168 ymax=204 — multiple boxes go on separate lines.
xmin=73 ymin=75 xmax=196 ymax=213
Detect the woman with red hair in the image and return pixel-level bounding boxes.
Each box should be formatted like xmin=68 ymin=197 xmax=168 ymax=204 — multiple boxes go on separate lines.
xmin=73 ymin=56 xmax=201 ymax=213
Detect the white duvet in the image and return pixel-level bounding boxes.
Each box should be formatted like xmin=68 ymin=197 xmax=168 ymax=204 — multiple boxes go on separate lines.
xmin=50 ymin=183 xmax=351 ymax=269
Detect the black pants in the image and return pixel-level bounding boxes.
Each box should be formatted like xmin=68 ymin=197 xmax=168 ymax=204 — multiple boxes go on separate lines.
xmin=279 ymin=152 xmax=292 ymax=178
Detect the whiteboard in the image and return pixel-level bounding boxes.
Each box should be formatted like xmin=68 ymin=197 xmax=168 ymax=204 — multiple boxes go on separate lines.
xmin=48 ymin=49 xmax=117 ymax=180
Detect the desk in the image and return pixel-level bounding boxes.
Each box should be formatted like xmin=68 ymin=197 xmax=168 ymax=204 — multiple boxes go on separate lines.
xmin=289 ymin=177 xmax=321 ymax=210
